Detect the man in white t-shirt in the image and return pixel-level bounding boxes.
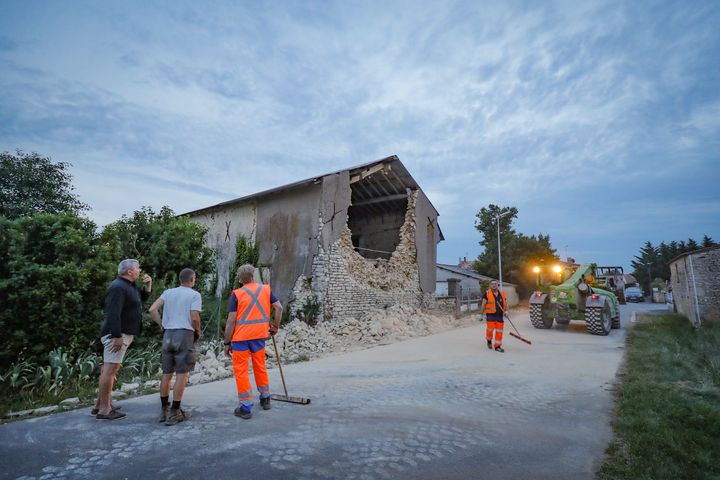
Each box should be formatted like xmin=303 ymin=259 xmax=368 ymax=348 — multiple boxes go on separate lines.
xmin=149 ymin=268 xmax=202 ymax=425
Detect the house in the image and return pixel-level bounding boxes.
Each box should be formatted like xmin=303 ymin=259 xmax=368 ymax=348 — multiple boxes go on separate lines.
xmin=436 ymin=263 xmax=519 ymax=306
xmin=669 ymin=244 xmax=720 ymax=326
xmin=184 ymin=155 xmax=443 ymax=321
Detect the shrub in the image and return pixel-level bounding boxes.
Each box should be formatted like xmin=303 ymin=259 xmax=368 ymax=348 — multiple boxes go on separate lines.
xmin=0 ymin=213 xmax=116 ymax=369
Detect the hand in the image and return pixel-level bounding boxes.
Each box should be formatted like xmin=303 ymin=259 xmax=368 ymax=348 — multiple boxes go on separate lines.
xmin=269 ymin=324 xmax=279 ymax=336
xmin=223 ymin=344 xmax=232 ymax=357
xmin=193 ymin=330 xmax=201 ymax=342
xmin=110 ymin=337 xmax=124 ymax=353
xmin=142 ymin=274 xmax=152 ymax=287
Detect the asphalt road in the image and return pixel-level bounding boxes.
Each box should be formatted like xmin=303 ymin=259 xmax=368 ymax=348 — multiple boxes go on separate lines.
xmin=0 ymin=302 xmax=669 ymax=480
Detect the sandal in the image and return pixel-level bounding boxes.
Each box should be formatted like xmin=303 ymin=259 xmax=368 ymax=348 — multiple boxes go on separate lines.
xmin=95 ymin=410 xmax=127 ymax=420
xmin=90 ymin=404 xmax=122 ymax=416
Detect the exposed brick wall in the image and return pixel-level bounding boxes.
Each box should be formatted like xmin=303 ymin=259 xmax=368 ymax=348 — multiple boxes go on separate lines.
xmin=670 ymin=246 xmax=720 ymax=326
xmin=290 ymin=191 xmax=438 ymax=321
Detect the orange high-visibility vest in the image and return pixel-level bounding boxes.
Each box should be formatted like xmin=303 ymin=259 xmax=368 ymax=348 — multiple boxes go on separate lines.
xmin=484 ymin=289 xmax=507 ymax=315
xmin=232 ymin=283 xmax=272 ymax=341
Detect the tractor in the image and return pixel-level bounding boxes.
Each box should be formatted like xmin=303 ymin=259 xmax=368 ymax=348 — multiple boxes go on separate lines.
xmin=529 ymin=263 xmax=621 ymax=335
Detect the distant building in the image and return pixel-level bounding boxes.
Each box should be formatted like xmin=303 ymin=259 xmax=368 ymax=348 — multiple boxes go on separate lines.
xmin=435 ymin=263 xmax=519 ymax=306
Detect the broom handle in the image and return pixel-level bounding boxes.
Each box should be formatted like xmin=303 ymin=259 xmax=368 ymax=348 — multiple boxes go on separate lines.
xmin=504 ymin=312 xmax=521 ymax=335
xmin=271 ymin=334 xmax=289 ymax=397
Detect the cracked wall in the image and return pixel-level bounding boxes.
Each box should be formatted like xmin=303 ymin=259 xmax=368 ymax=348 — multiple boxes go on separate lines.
xmin=190 ymin=204 xmax=256 ymax=295
xmin=291 ymin=190 xmax=433 ymax=321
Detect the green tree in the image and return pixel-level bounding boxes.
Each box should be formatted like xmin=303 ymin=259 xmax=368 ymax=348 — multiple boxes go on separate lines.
xmin=631 ymin=241 xmax=660 ymax=294
xmin=101 ymin=206 xmax=214 ymax=287
xmin=473 ymin=204 xmax=558 ymax=295
xmin=702 ymin=235 xmax=715 ymax=248
xmin=0 ymin=150 xmax=88 ymax=219
xmin=0 ymin=213 xmax=116 ymax=369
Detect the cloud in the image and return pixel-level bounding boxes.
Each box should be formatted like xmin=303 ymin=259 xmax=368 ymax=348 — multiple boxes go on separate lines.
xmin=0 ymin=0 xmax=718 ymax=272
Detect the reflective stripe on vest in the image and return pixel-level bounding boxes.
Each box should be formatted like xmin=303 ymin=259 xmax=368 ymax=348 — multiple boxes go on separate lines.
xmin=484 ymin=289 xmax=506 ymax=315
xmin=235 ymin=285 xmax=270 ymax=325
xmin=232 ymin=284 xmax=272 ymax=341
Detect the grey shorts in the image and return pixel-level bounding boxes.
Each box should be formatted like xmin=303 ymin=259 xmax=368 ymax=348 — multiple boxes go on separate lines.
xmin=161 ymin=329 xmax=196 ymax=374
xmin=101 ymin=334 xmax=134 ymax=364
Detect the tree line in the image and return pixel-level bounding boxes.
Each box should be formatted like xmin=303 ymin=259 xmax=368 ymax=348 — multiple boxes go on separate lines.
xmin=631 ymin=236 xmax=716 ymax=294
xmin=0 ymin=150 xmax=213 ymax=370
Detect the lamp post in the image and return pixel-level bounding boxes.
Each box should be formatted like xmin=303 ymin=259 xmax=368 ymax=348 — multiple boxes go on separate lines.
xmin=532 ymin=266 xmax=541 ymax=286
xmin=496 ymin=210 xmax=512 ymax=289
xmin=553 ymin=264 xmax=563 ymax=284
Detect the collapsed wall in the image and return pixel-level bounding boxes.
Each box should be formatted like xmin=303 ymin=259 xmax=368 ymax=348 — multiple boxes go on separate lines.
xmin=291 ymin=190 xmax=430 ymax=322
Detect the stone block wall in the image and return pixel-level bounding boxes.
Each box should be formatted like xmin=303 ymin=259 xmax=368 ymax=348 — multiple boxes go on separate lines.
xmin=670 ymin=246 xmax=720 ymax=326
xmin=291 ymin=191 xmax=430 ymax=321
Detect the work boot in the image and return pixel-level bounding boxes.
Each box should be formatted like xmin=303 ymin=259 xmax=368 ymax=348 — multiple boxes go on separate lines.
xmin=260 ymin=397 xmax=271 ymax=410
xmin=158 ymin=406 xmax=169 ymax=423
xmin=165 ymin=408 xmax=191 ymax=426
xmin=494 ymin=346 xmax=505 ymax=353
xmin=234 ymin=406 xmax=252 ymax=420
xmin=486 ymin=340 xmax=492 ymax=350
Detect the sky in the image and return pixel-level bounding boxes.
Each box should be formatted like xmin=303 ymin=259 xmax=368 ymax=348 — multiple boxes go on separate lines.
xmin=1 ymin=0 xmax=718 ymax=274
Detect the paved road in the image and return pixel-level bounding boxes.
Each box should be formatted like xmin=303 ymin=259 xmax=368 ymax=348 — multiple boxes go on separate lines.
xmin=1 ymin=303 xmax=669 ymax=480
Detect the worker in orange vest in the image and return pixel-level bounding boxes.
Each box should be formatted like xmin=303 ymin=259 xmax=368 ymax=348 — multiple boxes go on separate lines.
xmin=223 ymin=264 xmax=283 ymax=419
xmin=480 ymin=280 xmax=508 ymax=353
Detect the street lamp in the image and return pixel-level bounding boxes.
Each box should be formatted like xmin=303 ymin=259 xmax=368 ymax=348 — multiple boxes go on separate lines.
xmin=553 ymin=264 xmax=563 ymax=283
xmin=496 ymin=210 xmax=512 ymax=289
xmin=532 ymin=266 xmax=541 ymax=286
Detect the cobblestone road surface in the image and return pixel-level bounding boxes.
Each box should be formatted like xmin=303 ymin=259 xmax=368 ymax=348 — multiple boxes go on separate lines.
xmin=0 ymin=303 xmax=669 ymax=480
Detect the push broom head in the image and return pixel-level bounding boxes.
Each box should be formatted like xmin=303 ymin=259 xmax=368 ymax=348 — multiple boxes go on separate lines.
xmin=270 ymin=394 xmax=311 ymax=405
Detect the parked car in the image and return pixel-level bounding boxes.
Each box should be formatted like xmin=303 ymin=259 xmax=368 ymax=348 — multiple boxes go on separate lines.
xmin=625 ymin=287 xmax=644 ymax=302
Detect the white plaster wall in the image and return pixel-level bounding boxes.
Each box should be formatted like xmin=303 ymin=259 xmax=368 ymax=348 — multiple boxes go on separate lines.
xmin=189 ymin=203 xmax=257 ymax=294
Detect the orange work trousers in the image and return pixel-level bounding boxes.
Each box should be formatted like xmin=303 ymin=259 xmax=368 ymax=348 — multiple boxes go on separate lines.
xmin=232 ymin=346 xmax=269 ymax=407
xmin=486 ymin=320 xmax=504 ymax=348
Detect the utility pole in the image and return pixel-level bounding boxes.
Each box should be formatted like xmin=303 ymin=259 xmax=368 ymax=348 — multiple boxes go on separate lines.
xmin=496 ymin=210 xmax=512 ymax=289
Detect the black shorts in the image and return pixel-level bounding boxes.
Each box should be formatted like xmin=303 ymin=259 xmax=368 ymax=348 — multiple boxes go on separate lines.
xmin=161 ymin=329 xmax=196 ymax=374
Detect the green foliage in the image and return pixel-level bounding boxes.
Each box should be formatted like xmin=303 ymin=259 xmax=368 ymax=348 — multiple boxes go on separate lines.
xmin=230 ymin=235 xmax=260 ymax=289
xmin=0 ymin=213 xmax=116 ymax=369
xmin=0 ymin=348 xmax=101 ymax=397
xmin=295 ymin=294 xmax=321 ymax=327
xmin=101 ymin=206 xmax=214 ymax=287
xmin=473 ymin=204 xmax=558 ymax=296
xmin=0 ymin=150 xmax=88 ymax=218
xmin=599 ymin=313 xmax=720 ymax=479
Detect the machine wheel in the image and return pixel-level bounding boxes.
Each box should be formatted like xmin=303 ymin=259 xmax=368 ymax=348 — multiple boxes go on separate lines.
xmin=585 ymin=304 xmax=611 ymax=335
xmin=530 ymin=302 xmax=553 ymax=329
xmin=611 ymin=315 xmax=621 ymax=329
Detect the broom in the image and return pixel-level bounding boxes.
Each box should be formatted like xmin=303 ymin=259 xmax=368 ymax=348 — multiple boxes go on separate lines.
xmin=505 ymin=313 xmax=532 ymax=345
xmin=269 ymin=334 xmax=311 ymax=405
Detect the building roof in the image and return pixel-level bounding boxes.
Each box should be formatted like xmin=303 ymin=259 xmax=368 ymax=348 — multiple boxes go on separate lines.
xmin=436 ymin=263 xmax=516 ymax=286
xmin=182 ymin=155 xmax=440 ymax=224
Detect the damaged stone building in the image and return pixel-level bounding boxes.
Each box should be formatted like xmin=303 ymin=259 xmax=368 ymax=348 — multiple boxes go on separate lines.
xmin=184 ymin=155 xmax=443 ymax=321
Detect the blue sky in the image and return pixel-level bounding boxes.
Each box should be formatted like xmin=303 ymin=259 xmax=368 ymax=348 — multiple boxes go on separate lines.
xmin=1 ymin=0 xmax=718 ymax=273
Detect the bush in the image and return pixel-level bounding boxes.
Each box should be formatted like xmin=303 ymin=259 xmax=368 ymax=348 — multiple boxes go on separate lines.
xmin=0 ymin=213 xmax=116 ymax=369
xmin=101 ymin=206 xmax=214 ymax=289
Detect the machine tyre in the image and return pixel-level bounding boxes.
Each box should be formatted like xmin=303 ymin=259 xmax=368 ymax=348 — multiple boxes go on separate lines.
xmin=585 ymin=304 xmax=611 ymax=335
xmin=611 ymin=315 xmax=621 ymax=329
xmin=530 ymin=302 xmax=553 ymax=329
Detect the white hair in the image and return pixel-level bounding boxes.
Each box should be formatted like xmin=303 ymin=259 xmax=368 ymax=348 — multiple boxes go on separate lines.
xmin=118 ymin=259 xmax=139 ymax=276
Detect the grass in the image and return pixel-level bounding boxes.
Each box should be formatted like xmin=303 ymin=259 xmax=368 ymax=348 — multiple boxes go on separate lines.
xmin=599 ymin=313 xmax=720 ymax=480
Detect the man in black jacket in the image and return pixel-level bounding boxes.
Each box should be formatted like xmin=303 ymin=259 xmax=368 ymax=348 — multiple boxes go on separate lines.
xmin=93 ymin=259 xmax=152 ymax=420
